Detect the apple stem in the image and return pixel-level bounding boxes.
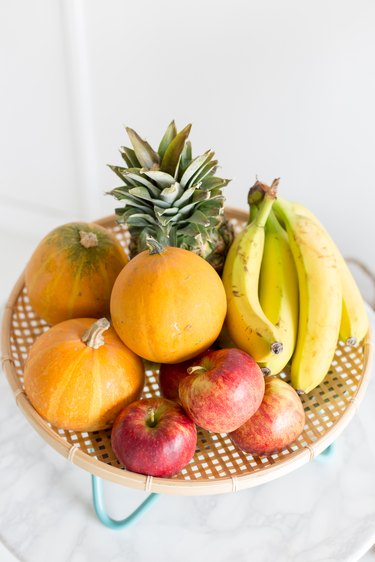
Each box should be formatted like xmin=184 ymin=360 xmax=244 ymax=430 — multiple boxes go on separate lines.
xmin=147 ymin=408 xmax=158 ymax=428
xmin=187 ymin=365 xmax=207 ymax=375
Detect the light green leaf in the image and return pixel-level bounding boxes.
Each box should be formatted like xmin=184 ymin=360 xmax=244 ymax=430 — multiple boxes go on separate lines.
xmin=173 ymin=186 xmax=196 ymax=208
xmin=144 ymin=171 xmax=176 ymax=188
xmin=180 ymin=150 xmax=214 ymax=188
xmin=184 ymin=210 xmax=210 ymax=227
xmin=192 ymin=190 xmax=210 ymax=202
xmin=175 ymin=201 xmax=197 ymax=217
xmin=188 ymin=159 xmax=218 ymax=187
xmin=160 ymin=124 xmax=192 ymax=176
xmin=128 ymin=186 xmax=152 ymax=201
xmin=158 ymin=121 xmax=177 ymax=159
xmin=177 ymin=140 xmax=192 ymax=180
xmin=108 ymin=166 xmax=138 ymax=186
xmin=160 ymin=183 xmax=184 ymax=205
xmin=127 ymin=213 xmax=158 ymax=227
xmin=154 ymin=206 xmax=179 ymax=217
xmin=124 ymin=170 xmax=160 ymax=197
xmin=120 ymin=146 xmax=141 ymax=168
xmin=200 ymin=176 xmax=231 ymax=191
xmin=126 ymin=127 xmax=160 ymax=169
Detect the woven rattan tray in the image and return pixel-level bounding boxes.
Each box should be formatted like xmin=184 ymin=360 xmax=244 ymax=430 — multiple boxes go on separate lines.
xmin=1 ymin=209 xmax=373 ymax=496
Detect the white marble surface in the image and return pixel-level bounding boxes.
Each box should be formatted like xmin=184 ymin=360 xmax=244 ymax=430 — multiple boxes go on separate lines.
xmin=0 ymin=310 xmax=374 ymax=561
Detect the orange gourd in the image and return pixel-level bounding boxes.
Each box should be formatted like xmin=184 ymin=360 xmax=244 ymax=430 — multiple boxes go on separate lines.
xmin=24 ymin=318 xmax=145 ymax=431
xmin=110 ymin=239 xmax=227 ymax=363
xmin=25 ymin=222 xmax=128 ymax=325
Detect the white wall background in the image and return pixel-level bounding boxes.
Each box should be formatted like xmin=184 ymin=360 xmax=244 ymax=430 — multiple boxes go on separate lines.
xmin=1 ymin=0 xmax=374 ymax=294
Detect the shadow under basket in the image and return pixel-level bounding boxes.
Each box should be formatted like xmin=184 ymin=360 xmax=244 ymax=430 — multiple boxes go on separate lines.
xmin=1 ymin=209 xmax=373 ymax=498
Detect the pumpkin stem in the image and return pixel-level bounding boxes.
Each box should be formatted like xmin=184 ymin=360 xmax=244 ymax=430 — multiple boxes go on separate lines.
xmin=82 ymin=318 xmax=110 ymax=349
xmin=79 ymin=230 xmax=99 ymax=248
xmin=145 ymin=236 xmax=165 ymax=255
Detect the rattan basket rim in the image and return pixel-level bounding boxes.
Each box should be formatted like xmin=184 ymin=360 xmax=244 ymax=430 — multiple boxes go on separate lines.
xmin=1 ymin=209 xmax=374 ymax=496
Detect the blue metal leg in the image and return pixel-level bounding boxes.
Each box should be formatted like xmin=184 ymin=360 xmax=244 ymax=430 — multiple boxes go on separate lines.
xmin=315 ymin=443 xmax=335 ymax=463
xmin=91 ymin=475 xmax=160 ymax=529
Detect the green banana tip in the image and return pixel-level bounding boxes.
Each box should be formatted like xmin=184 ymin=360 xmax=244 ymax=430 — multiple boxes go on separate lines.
xmin=248 ymin=177 xmax=280 ymax=207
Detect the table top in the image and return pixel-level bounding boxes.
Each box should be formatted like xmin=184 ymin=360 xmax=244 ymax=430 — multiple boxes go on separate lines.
xmin=0 ymin=309 xmax=374 ymax=562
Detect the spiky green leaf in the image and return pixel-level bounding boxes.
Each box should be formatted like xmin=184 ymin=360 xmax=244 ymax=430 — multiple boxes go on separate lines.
xmin=126 ymin=213 xmax=159 ymax=227
xmin=187 ymin=159 xmax=218 ymax=188
xmin=184 ymin=210 xmax=210 ymax=227
xmin=174 ymin=186 xmax=196 ymax=208
xmin=124 ymin=170 xmax=160 ymax=197
xmin=154 ymin=206 xmax=179 ymax=217
xmin=177 ymin=140 xmax=193 ymax=180
xmin=128 ymin=186 xmax=153 ymax=201
xmin=200 ymin=176 xmax=231 ymax=191
xmin=160 ymin=124 xmax=192 ymax=176
xmin=126 ymin=127 xmax=160 ymax=169
xmin=180 ymin=151 xmax=214 ymax=188
xmin=144 ymin=171 xmax=176 ymax=188
xmin=120 ymin=147 xmax=141 ymax=168
xmin=108 ymin=166 xmax=139 ymax=186
xmin=176 ymin=201 xmax=197 ymax=217
xmin=160 ymin=183 xmax=183 ymax=205
xmin=158 ymin=120 xmax=177 ymax=159
xmin=192 ymin=190 xmax=210 ymax=203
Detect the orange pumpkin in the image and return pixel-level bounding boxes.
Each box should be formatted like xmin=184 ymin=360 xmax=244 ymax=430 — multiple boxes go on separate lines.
xmin=25 ymin=222 xmax=128 ymax=325
xmin=110 ymin=239 xmax=227 ymax=363
xmin=24 ymin=318 xmax=145 ymax=431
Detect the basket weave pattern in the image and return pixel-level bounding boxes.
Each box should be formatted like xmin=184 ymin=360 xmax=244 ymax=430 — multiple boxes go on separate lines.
xmin=2 ymin=210 xmax=373 ymax=495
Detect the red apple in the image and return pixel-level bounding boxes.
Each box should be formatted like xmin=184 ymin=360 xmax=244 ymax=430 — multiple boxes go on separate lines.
xmin=111 ymin=397 xmax=197 ymax=477
xmin=158 ymin=348 xmax=213 ymax=402
xmin=178 ymin=348 xmax=265 ymax=433
xmin=229 ymin=377 xmax=305 ymax=455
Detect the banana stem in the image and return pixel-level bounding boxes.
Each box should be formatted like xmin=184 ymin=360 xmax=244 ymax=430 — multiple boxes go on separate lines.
xmin=249 ymin=204 xmax=258 ymax=224
xmin=272 ymin=198 xmax=289 ymax=223
xmin=254 ymin=195 xmax=276 ymax=229
xmin=247 ymin=178 xmax=279 ymax=228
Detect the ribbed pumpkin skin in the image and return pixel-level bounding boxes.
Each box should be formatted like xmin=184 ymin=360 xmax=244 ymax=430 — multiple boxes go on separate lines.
xmin=23 ymin=318 xmax=145 ymax=431
xmin=25 ymin=222 xmax=128 ymax=325
xmin=110 ymin=247 xmax=227 ymax=363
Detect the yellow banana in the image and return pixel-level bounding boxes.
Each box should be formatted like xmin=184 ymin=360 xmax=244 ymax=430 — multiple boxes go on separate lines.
xmin=258 ymin=210 xmax=298 ymax=375
xmin=273 ymin=199 xmax=342 ymax=393
xmin=222 ymin=188 xmax=284 ymax=363
xmin=278 ymin=199 xmax=368 ymax=346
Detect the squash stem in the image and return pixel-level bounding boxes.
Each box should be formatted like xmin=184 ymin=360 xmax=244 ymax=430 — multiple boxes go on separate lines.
xmin=146 ymin=236 xmax=165 ymax=255
xmin=82 ymin=318 xmax=110 ymax=349
xmin=79 ymin=230 xmax=99 ymax=248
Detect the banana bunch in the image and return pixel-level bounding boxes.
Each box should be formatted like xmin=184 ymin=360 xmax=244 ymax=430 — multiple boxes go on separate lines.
xmin=222 ymin=181 xmax=369 ymax=394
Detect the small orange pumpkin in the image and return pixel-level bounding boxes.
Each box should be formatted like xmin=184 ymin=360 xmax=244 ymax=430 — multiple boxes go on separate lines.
xmin=24 ymin=318 xmax=145 ymax=431
xmin=25 ymin=222 xmax=128 ymax=325
xmin=110 ymin=239 xmax=227 ymax=363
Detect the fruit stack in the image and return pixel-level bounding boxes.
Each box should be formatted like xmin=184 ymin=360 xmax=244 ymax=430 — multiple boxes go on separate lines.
xmin=21 ymin=122 xmax=369 ymax=479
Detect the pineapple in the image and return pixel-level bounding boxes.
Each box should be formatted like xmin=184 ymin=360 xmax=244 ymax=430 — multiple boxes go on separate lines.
xmin=108 ymin=121 xmax=233 ymax=272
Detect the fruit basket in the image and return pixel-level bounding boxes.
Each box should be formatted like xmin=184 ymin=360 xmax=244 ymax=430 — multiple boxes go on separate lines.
xmin=1 ymin=209 xmax=373 ymax=497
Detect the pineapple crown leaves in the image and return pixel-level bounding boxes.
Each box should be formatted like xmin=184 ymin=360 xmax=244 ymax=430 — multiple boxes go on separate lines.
xmin=108 ymin=121 xmax=231 ymax=255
